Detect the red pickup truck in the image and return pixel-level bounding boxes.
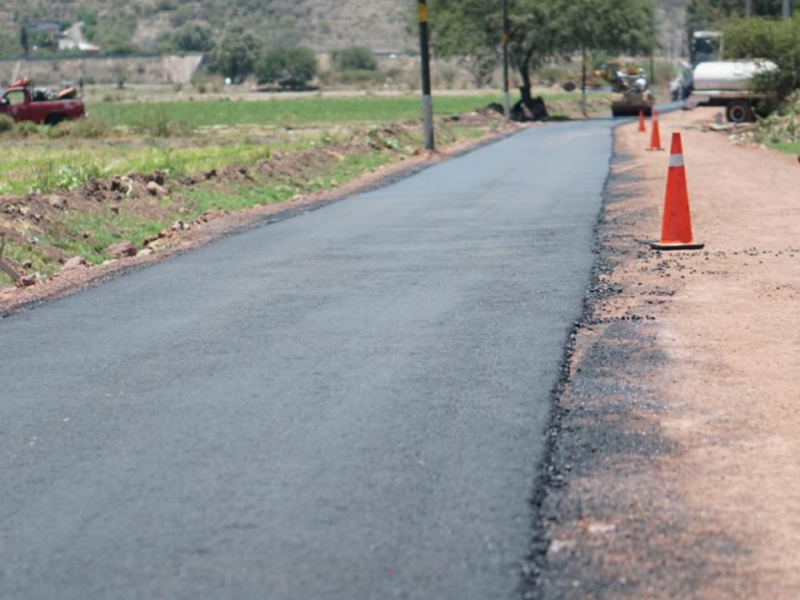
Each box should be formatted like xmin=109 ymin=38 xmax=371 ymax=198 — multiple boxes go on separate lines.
xmin=0 ymin=85 xmax=85 ymax=125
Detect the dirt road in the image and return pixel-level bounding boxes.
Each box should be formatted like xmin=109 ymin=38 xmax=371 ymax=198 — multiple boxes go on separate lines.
xmin=534 ymin=108 xmax=800 ymax=599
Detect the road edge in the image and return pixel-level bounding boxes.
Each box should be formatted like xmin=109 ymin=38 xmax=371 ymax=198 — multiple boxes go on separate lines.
xmin=0 ymin=124 xmax=534 ymax=319
xmin=519 ymin=133 xmax=623 ymax=599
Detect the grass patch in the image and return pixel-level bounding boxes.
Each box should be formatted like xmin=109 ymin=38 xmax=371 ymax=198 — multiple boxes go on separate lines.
xmin=91 ymin=95 xmax=507 ymax=129
xmin=183 ymin=149 xmax=396 ymax=216
xmin=0 ymin=141 xmax=281 ymax=196
xmin=46 ymin=208 xmax=169 ymax=266
xmin=769 ymin=141 xmax=800 ymax=154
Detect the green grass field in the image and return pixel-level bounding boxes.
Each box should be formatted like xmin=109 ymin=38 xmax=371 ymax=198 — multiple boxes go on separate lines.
xmin=91 ymin=93 xmax=586 ymax=129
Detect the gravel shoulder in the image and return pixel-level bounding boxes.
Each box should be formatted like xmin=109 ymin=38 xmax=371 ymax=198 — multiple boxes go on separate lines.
xmin=533 ymin=107 xmax=800 ymax=599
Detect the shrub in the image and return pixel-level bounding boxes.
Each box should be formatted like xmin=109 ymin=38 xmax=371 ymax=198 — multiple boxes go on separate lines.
xmin=332 ymin=46 xmax=378 ymax=72
xmin=257 ymin=46 xmax=318 ymax=88
xmin=14 ymin=121 xmax=41 ymax=138
xmin=32 ymin=163 xmax=104 ymax=194
xmin=174 ymin=24 xmax=215 ymax=53
xmin=213 ymin=27 xmax=263 ymax=82
xmin=68 ymin=117 xmax=114 ymax=139
xmin=0 ymin=115 xmax=14 ymax=134
xmin=134 ymin=108 xmax=195 ymax=138
xmin=725 ymin=16 xmax=800 ymax=102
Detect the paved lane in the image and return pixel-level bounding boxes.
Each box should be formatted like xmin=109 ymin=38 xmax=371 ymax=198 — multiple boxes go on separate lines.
xmin=0 ymin=121 xmax=613 ymax=600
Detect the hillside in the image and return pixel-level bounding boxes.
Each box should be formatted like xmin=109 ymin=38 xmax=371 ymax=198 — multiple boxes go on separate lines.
xmin=0 ymin=0 xmax=686 ymax=59
xmin=0 ymin=0 xmax=415 ymax=56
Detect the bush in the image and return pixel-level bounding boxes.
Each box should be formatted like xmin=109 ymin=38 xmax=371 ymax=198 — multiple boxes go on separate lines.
xmin=332 ymin=46 xmax=378 ymax=72
xmin=725 ymin=16 xmax=800 ymax=102
xmin=213 ymin=27 xmax=263 ymax=82
xmin=67 ymin=117 xmax=114 ymax=139
xmin=14 ymin=121 xmax=41 ymax=138
xmin=32 ymin=163 xmax=104 ymax=194
xmin=257 ymin=46 xmax=318 ymax=88
xmin=174 ymin=24 xmax=215 ymax=53
xmin=0 ymin=115 xmax=14 ymax=134
xmin=134 ymin=108 xmax=195 ymax=138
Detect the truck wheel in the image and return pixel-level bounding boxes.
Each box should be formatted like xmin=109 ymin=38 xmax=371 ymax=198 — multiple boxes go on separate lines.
xmin=726 ymin=101 xmax=754 ymax=124
xmin=45 ymin=114 xmax=65 ymax=126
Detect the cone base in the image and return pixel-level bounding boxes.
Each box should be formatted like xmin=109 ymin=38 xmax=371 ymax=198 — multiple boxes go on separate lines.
xmin=650 ymin=242 xmax=705 ymax=251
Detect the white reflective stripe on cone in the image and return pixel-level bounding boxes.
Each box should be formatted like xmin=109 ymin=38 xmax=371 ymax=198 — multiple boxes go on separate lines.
xmin=669 ymin=154 xmax=684 ymax=168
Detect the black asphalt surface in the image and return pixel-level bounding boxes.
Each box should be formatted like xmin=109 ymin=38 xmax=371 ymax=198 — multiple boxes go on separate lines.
xmin=0 ymin=121 xmax=613 ymax=600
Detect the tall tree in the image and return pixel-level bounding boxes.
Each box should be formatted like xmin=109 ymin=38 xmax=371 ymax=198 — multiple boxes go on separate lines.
xmin=428 ymin=0 xmax=655 ymax=114
xmin=428 ymin=0 xmax=565 ymax=111
xmin=20 ymin=26 xmax=29 ymax=58
xmin=561 ymin=0 xmax=656 ymax=115
xmin=686 ymin=0 xmax=792 ymax=43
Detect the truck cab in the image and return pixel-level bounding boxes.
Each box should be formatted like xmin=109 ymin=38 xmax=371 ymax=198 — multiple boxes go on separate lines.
xmin=0 ymin=85 xmax=85 ymax=125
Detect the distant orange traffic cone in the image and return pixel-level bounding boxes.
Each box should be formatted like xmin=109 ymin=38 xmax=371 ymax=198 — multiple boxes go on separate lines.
xmin=650 ymin=133 xmax=705 ymax=251
xmin=638 ymin=109 xmax=647 ymax=133
xmin=646 ymin=111 xmax=664 ymax=151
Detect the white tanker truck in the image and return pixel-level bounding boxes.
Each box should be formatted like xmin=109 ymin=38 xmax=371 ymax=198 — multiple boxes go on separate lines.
xmin=685 ymin=59 xmax=777 ymax=123
xmin=680 ymin=31 xmax=777 ymax=124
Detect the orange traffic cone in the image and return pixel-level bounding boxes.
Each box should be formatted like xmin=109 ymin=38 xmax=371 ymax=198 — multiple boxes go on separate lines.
xmin=646 ymin=111 xmax=664 ymax=151
xmin=650 ymin=133 xmax=705 ymax=251
xmin=638 ymin=109 xmax=647 ymax=133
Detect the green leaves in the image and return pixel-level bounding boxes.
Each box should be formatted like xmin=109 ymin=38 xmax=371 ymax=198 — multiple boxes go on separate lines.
xmin=725 ymin=16 xmax=800 ymax=100
xmin=428 ymin=0 xmax=656 ymax=88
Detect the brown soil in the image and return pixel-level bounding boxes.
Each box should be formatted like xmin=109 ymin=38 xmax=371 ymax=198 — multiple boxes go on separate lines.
xmin=0 ymin=119 xmax=524 ymax=314
xmin=536 ymin=108 xmax=800 ymax=599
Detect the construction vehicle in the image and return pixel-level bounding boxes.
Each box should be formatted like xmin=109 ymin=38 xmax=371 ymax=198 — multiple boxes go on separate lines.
xmin=0 ymin=77 xmax=85 ymax=125
xmin=679 ymin=31 xmax=778 ymax=123
xmin=685 ymin=60 xmax=777 ymax=123
xmin=562 ymin=60 xmax=655 ymax=117
xmin=672 ymin=31 xmax=723 ymax=101
xmin=599 ymin=61 xmax=655 ymax=117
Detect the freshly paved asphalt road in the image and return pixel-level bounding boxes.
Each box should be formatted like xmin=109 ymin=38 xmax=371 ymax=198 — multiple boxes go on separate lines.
xmin=0 ymin=120 xmax=613 ymax=600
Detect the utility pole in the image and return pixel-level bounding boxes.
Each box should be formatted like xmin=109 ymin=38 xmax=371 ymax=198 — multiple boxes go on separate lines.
xmin=502 ymin=0 xmax=511 ymax=120
xmin=581 ymin=45 xmax=587 ymax=118
xmin=783 ymin=0 xmax=791 ymax=19
xmin=417 ymin=0 xmax=435 ymax=151
xmin=745 ymin=0 xmax=752 ymax=17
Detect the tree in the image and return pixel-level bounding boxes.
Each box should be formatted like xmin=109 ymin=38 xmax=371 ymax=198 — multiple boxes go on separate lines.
xmin=429 ymin=0 xmax=565 ymax=112
xmin=20 ymin=25 xmax=28 ymax=58
xmin=428 ymin=0 xmax=655 ymax=116
xmin=256 ymin=47 xmax=319 ymax=88
xmin=561 ymin=0 xmax=656 ymax=115
xmin=686 ymin=0 xmax=792 ymax=45
xmin=725 ymin=16 xmax=800 ymax=101
xmin=332 ymin=47 xmax=378 ymax=71
xmin=214 ymin=27 xmax=263 ymax=82
xmin=174 ymin=24 xmax=216 ymax=53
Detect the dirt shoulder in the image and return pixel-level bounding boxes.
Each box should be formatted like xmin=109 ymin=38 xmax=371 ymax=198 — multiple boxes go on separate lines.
xmin=530 ymin=107 xmax=800 ymax=599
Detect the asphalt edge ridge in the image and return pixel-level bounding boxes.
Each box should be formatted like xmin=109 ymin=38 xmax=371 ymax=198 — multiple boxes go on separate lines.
xmin=518 ymin=136 xmax=624 ymax=600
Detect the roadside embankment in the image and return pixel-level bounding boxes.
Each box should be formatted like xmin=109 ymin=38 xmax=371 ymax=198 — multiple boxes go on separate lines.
xmin=0 ymin=112 xmax=519 ymax=313
xmin=532 ymin=107 xmax=800 ymax=599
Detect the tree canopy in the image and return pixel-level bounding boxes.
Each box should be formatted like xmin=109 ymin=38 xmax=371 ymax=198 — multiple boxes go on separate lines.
xmin=427 ymin=0 xmax=656 ymax=102
xmin=686 ymin=0 xmax=793 ymax=41
xmin=724 ymin=16 xmax=800 ymax=100
xmin=332 ymin=47 xmax=378 ymax=71
xmin=256 ymin=47 xmax=319 ymax=88
xmin=213 ymin=27 xmax=263 ymax=82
